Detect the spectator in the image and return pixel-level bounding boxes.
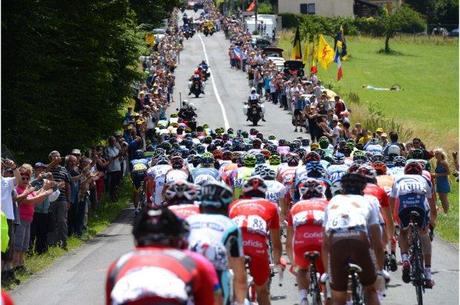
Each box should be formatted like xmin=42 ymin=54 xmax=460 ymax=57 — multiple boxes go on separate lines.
xmin=433 ymin=148 xmax=451 ymax=213
xmin=47 ymin=150 xmax=71 ymax=250
xmin=105 ymin=136 xmax=122 ymax=202
xmin=14 ymin=164 xmax=54 ymax=271
xmin=66 ymin=154 xmax=80 ymax=236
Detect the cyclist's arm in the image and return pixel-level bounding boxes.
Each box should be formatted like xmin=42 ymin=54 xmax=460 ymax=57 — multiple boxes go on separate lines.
xmin=321 ymin=228 xmax=330 ymax=275
xmin=227 ymin=228 xmax=247 ymax=304
xmin=270 ymin=228 xmax=282 ymax=264
xmin=369 ymin=223 xmax=384 ymax=271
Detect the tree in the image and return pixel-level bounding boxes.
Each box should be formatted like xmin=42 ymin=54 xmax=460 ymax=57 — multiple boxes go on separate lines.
xmin=377 ymin=5 xmax=426 ymax=53
xmin=129 ymin=0 xmax=182 ymax=27
xmin=2 ymin=0 xmax=143 ymax=162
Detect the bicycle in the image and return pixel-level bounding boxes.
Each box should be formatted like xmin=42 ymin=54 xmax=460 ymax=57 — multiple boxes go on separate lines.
xmin=408 ymin=210 xmax=425 ymax=305
xmin=244 ymin=255 xmax=281 ymax=305
xmin=304 ymin=251 xmax=322 ymax=305
xmin=346 ymin=263 xmax=365 ymax=305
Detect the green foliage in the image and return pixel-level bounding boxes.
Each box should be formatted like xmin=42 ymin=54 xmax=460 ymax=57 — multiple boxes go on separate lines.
xmin=129 ymin=0 xmax=181 ymax=26
xmin=257 ymin=2 xmax=274 ymax=14
xmin=2 ymin=0 xmax=147 ymax=163
xmin=279 ymin=13 xmax=300 ymax=29
xmin=377 ymin=5 xmax=426 ymax=52
xmin=405 ymin=0 xmax=458 ymax=31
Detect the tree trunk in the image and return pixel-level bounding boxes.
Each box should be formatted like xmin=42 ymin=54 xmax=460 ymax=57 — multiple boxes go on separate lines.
xmin=385 ymin=35 xmax=391 ymax=53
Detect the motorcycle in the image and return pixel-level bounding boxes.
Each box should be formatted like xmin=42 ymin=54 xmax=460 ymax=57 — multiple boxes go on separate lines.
xmin=189 ymin=80 xmax=203 ymax=98
xmin=244 ymin=100 xmax=265 ymax=126
xmin=199 ymin=66 xmax=210 ymax=81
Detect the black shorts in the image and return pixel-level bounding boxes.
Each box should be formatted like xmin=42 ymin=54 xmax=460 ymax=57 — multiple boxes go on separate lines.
xmin=329 ymin=231 xmax=376 ymax=291
xmin=398 ymin=206 xmax=429 ymax=229
xmin=131 ymin=171 xmax=146 ymax=189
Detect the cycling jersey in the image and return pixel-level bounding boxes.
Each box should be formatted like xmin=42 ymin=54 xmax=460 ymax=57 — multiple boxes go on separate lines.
xmin=326 ymin=164 xmax=349 ymax=184
xmin=287 ymin=198 xmax=328 ymax=273
xmin=169 ymin=204 xmax=200 ymax=219
xmin=365 ymin=144 xmax=383 ymax=155
xmin=187 ymin=214 xmax=244 ymax=305
xmin=147 ymin=164 xmax=172 ymax=206
xmin=363 ymin=183 xmax=389 ymax=209
xmin=106 ymin=247 xmax=220 ymax=305
xmin=229 ymin=198 xmax=280 ymax=285
xmin=191 ymin=167 xmax=220 ymax=184
xmin=165 ymin=169 xmax=189 ymax=184
xmin=390 ymin=174 xmax=432 ymax=228
xmin=323 ymin=195 xmax=380 ymax=235
xmin=265 ymin=180 xmax=287 ymax=206
xmin=376 ymin=175 xmax=395 ymax=196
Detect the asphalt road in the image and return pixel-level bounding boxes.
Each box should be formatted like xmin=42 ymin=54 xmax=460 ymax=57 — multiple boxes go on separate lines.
xmin=10 ymin=10 xmax=459 ymax=305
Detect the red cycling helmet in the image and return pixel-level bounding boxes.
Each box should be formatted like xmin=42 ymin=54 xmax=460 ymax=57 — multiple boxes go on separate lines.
xmin=404 ymin=161 xmax=423 ymax=175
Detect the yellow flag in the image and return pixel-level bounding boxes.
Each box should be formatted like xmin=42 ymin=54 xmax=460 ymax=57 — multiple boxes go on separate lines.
xmin=316 ymin=34 xmax=334 ymax=70
xmin=145 ymin=33 xmax=155 ymax=47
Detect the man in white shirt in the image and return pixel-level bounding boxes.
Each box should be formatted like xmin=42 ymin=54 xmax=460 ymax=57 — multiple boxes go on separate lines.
xmin=106 ymin=136 xmax=122 ymax=202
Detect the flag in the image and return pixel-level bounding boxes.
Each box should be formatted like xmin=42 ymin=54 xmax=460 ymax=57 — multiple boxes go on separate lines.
xmin=316 ymin=34 xmax=334 ymax=70
xmin=246 ymin=0 xmax=256 ymax=12
xmin=145 ymin=33 xmax=155 ymax=47
xmin=290 ymin=27 xmax=302 ymax=60
xmin=334 ymin=25 xmax=348 ymax=60
xmin=334 ymin=47 xmax=343 ymax=81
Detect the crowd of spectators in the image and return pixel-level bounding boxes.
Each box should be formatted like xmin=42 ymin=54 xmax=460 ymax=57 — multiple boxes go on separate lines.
xmin=0 ymin=9 xmax=184 ymax=286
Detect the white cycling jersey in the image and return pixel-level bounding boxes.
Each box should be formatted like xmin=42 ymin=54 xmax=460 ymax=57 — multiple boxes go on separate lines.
xmin=390 ymin=174 xmax=432 ymax=210
xmin=264 ymin=180 xmax=287 ymax=206
xmin=326 ymin=164 xmax=349 ymax=183
xmin=324 ymin=194 xmax=380 ymax=235
xmin=165 ymin=169 xmax=189 ymax=184
xmin=147 ymin=164 xmax=172 ymax=206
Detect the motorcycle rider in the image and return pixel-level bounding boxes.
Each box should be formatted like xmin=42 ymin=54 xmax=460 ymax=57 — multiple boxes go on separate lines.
xmin=178 ymin=100 xmax=197 ymax=122
xmin=189 ymin=72 xmax=204 ymax=95
xmin=245 ymin=87 xmax=266 ymax=122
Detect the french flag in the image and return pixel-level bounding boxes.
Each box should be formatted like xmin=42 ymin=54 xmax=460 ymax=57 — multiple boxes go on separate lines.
xmin=334 ymin=48 xmax=343 ymax=81
xmin=233 ymin=47 xmax=242 ymax=61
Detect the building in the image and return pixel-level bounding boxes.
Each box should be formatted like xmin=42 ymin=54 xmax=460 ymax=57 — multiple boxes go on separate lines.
xmin=277 ymin=0 xmax=401 ymax=17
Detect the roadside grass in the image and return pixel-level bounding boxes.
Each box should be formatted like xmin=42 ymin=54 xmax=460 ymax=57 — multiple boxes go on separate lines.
xmin=5 ymin=178 xmax=132 ymax=290
xmin=278 ymin=33 xmax=459 ymax=243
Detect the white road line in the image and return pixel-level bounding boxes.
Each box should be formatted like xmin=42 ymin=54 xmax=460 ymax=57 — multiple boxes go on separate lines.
xmin=197 ymin=34 xmax=230 ymax=130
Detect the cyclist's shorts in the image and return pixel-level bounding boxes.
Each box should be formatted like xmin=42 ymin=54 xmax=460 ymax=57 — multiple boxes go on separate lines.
xmin=131 ymin=171 xmax=146 ymax=190
xmin=398 ymin=207 xmax=429 ymax=229
xmin=293 ymin=225 xmax=323 ymax=273
xmin=242 ymin=233 xmax=270 ymax=286
xmin=329 ymin=231 xmax=376 ymax=292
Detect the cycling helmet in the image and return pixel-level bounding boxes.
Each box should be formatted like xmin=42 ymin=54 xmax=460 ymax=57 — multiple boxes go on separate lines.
xmin=330 ymin=180 xmax=342 ymax=196
xmin=404 ymin=161 xmax=423 ymax=175
xmin=243 ymin=176 xmax=267 ymax=197
xmin=269 ymin=154 xmax=281 ymax=166
xmin=286 ymin=153 xmax=300 ymax=166
xmin=133 ymin=149 xmax=145 ymax=160
xmin=333 ymin=152 xmax=345 ymax=164
xmin=199 ymin=181 xmax=233 ymax=210
xmin=370 ymin=153 xmax=385 ymax=163
xmin=243 ymin=153 xmax=256 ymax=167
xmin=278 ymin=139 xmax=288 ymax=146
xmin=357 ymin=164 xmax=377 ymax=183
xmin=268 ymin=135 xmax=276 ymax=141
xmin=164 ymin=180 xmax=200 ymax=205
xmin=260 ymin=167 xmax=276 ymax=180
xmin=260 ymin=149 xmax=271 ymax=160
xmin=306 ymin=161 xmax=325 ymax=178
xmin=155 ymin=155 xmax=169 ymax=166
xmin=132 ymin=207 xmax=189 ymax=248
xmin=318 ymin=136 xmax=330 ymax=149
xmin=289 ymin=141 xmax=301 ymax=151
xmin=408 ymin=149 xmax=425 ymax=160
xmin=294 ymin=148 xmax=307 ymax=161
xmin=170 ymin=155 xmax=185 ymax=170
xmin=160 ymin=142 xmax=172 ymax=153
xmin=212 ymin=149 xmax=223 ymax=160
xmin=297 ymin=178 xmax=325 ymax=199
xmin=255 ymin=153 xmax=266 ymax=165
xmin=316 ymin=149 xmax=326 ymax=159
xmin=340 ymin=173 xmax=367 ymax=195
xmin=310 ymin=142 xmax=320 ymax=151
xmin=154 ymin=148 xmax=166 ymax=157
xmin=353 ymin=150 xmax=367 ymax=163
xmin=265 ymin=144 xmax=277 ymax=154
xmin=196 ymin=144 xmax=206 ymax=154
xmin=222 ymin=150 xmax=233 ymax=161
xmin=201 ymin=152 xmax=215 ymax=167
xmin=192 ymin=155 xmax=202 ymax=167
xmin=372 ymin=161 xmax=387 ymax=175
xmin=180 ymin=148 xmax=190 ymax=158
xmin=393 ymin=156 xmax=407 ymax=167
xmin=304 ymin=151 xmax=321 ymax=164
xmin=348 ymin=162 xmax=361 ymax=174
xmin=254 ymin=164 xmax=268 ymax=176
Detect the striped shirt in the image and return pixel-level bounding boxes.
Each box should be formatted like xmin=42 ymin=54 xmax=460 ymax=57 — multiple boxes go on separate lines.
xmin=49 ymin=165 xmax=71 ymax=202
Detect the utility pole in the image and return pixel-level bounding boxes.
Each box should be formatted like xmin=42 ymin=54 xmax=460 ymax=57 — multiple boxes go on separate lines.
xmin=255 ymin=0 xmax=258 ymax=34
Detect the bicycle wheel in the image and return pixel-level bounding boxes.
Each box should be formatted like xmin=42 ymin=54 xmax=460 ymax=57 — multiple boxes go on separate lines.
xmin=416 ymin=285 xmax=424 ymax=305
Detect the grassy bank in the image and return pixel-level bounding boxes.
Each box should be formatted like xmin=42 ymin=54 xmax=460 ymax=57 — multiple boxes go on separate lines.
xmin=279 ymin=32 xmax=459 ymax=243
xmin=5 ymin=178 xmax=132 ymax=290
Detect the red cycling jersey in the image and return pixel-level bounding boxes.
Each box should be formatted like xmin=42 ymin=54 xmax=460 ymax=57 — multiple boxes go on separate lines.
xmin=287 ymin=198 xmax=328 ymax=272
xmin=229 ymin=197 xmax=280 ymax=285
xmin=363 ymin=183 xmax=389 ymax=208
xmin=106 ymin=247 xmax=220 ymax=305
xmin=169 ymin=204 xmax=200 ymax=219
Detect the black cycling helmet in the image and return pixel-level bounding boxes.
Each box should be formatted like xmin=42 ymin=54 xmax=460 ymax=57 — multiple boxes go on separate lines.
xmin=199 ymin=181 xmax=233 ymax=211
xmin=133 ymin=149 xmax=144 ymax=160
xmin=340 ymin=173 xmax=368 ymax=195
xmin=297 ymin=178 xmax=325 ymax=199
xmin=132 ymin=207 xmax=189 ymax=248
xmin=164 ymin=180 xmax=200 ymax=206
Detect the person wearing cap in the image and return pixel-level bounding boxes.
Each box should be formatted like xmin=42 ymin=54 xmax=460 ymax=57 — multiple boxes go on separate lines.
xmin=334 ymin=95 xmax=346 ymax=119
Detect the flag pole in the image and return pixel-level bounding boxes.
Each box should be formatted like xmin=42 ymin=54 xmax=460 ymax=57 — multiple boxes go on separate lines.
xmin=255 ymin=0 xmax=258 ymax=34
